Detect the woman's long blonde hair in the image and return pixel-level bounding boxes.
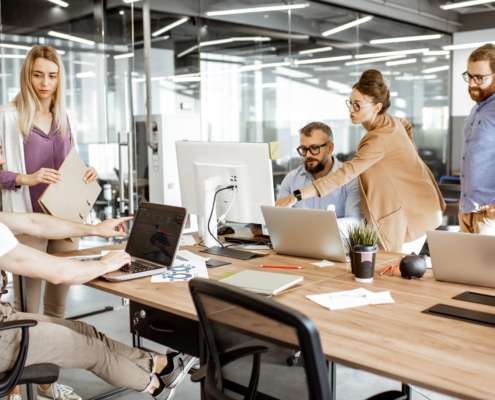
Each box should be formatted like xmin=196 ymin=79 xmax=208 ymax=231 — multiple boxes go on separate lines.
xmin=13 ymin=45 xmax=68 ymax=140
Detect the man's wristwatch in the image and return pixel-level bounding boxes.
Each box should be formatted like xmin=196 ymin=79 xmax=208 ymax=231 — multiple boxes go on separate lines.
xmin=293 ymin=189 xmax=303 ymax=202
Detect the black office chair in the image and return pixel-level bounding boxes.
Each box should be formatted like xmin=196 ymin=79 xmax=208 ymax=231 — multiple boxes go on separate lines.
xmin=0 ymin=319 xmax=59 ymax=397
xmin=189 ymin=278 xmax=407 ymax=400
xmin=438 ymin=176 xmax=461 ymax=228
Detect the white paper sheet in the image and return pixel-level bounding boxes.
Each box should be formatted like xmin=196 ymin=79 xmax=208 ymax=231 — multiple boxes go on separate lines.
xmin=307 ymin=288 xmax=394 ymax=310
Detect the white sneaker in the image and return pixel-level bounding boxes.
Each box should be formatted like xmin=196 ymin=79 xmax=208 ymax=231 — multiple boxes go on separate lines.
xmin=161 ymin=353 xmax=198 ymax=389
xmin=8 ymin=394 xmax=22 ymax=400
xmin=37 ymin=383 xmax=82 ymax=400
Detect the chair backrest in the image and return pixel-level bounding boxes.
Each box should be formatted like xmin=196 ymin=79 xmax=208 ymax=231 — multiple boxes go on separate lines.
xmin=0 ymin=319 xmax=59 ymax=397
xmin=0 ymin=319 xmax=35 ymax=396
xmin=189 ymin=278 xmax=332 ymax=400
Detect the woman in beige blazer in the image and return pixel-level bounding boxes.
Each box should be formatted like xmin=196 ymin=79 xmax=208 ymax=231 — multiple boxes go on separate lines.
xmin=276 ymin=69 xmax=445 ymax=252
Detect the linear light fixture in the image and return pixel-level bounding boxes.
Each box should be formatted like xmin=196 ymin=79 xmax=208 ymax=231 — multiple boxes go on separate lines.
xmin=0 ymin=54 xmax=28 ymax=59
xmin=76 ymin=71 xmax=95 ymax=78
xmin=114 ymin=52 xmax=134 ymax=60
xmin=345 ymin=55 xmax=405 ymax=66
xmin=298 ymin=46 xmax=333 ymax=55
xmin=440 ymin=0 xmax=495 ymax=10
xmin=322 ymin=16 xmax=373 ymax=37
xmin=206 ymin=3 xmax=309 ymax=16
xmin=47 ymin=0 xmax=68 ymax=7
xmin=294 ymin=55 xmax=352 ymax=65
xmin=177 ymin=36 xmax=271 ymax=58
xmin=355 ymin=48 xmax=429 ymax=59
xmin=152 ymin=17 xmax=188 ymax=37
xmin=171 ymin=74 xmax=201 ymax=83
xmin=370 ymin=34 xmax=442 ymax=45
xmin=0 ymin=43 xmax=32 ymax=51
xmin=48 ymin=31 xmax=95 ymax=46
xmin=422 ymin=65 xmax=449 ymax=74
xmin=443 ymin=41 xmax=495 ymax=50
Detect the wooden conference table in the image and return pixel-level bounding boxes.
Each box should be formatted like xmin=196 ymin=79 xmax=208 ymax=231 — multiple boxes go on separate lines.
xmin=70 ymin=240 xmax=495 ymax=400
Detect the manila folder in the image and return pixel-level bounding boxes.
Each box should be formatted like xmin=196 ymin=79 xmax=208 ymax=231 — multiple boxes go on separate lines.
xmin=38 ymin=147 xmax=101 ymax=223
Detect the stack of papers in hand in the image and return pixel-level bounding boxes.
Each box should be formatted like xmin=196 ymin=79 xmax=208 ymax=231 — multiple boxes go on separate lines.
xmin=307 ymin=288 xmax=394 ymax=310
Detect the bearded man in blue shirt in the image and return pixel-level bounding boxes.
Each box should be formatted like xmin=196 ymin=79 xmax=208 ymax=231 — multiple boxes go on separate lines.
xmin=279 ymin=121 xmax=362 ymax=234
xmin=459 ymin=44 xmax=495 ymax=234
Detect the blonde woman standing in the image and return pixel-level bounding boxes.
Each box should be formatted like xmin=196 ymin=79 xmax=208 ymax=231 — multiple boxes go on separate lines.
xmin=0 ymin=45 xmax=97 ymax=400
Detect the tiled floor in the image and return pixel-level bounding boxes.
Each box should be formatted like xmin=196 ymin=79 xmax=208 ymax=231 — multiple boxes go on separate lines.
xmin=2 ymin=278 xmax=458 ymax=400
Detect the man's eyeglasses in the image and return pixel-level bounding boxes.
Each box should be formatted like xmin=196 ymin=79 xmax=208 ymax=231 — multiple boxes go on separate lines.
xmin=345 ymin=99 xmax=373 ymax=112
xmin=462 ymin=71 xmax=495 ymax=85
xmin=296 ymin=142 xmax=329 ymax=156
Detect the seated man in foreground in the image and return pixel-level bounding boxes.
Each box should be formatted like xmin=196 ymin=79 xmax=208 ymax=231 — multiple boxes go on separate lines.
xmin=0 ymin=212 xmax=195 ymax=400
xmin=279 ymin=121 xmax=362 ymax=234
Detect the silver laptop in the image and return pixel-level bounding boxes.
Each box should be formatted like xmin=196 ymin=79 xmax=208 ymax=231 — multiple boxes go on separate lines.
xmin=260 ymin=206 xmax=348 ymax=262
xmin=427 ymin=229 xmax=495 ymax=288
xmin=102 ymin=202 xmax=187 ymax=281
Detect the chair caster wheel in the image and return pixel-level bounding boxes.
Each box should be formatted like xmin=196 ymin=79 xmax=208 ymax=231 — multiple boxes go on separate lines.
xmin=286 ymin=355 xmax=298 ymax=366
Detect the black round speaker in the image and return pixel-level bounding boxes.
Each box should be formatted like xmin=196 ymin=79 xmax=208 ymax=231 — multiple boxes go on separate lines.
xmin=399 ymin=253 xmax=427 ymax=280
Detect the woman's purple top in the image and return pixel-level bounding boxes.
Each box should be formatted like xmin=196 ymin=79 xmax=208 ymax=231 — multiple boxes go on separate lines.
xmin=0 ymin=120 xmax=71 ymax=213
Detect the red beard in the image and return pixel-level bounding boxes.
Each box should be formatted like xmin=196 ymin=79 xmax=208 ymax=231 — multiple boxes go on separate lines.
xmin=469 ymin=78 xmax=495 ymax=102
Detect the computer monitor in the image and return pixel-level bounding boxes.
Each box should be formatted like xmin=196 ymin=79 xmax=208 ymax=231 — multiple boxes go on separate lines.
xmin=175 ymin=141 xmax=275 ymax=248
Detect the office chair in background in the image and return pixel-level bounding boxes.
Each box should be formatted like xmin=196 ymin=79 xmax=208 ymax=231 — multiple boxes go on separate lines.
xmin=188 ymin=278 xmax=407 ymax=400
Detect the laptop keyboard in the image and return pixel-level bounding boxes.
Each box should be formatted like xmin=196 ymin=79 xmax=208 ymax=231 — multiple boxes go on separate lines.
xmin=120 ymin=261 xmax=159 ymax=273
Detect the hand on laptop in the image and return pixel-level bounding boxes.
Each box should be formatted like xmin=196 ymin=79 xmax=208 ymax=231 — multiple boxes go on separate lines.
xmin=100 ymin=251 xmax=131 ymax=274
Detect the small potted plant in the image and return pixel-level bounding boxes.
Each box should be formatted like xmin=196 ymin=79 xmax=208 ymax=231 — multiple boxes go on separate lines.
xmin=344 ymin=220 xmax=380 ymax=281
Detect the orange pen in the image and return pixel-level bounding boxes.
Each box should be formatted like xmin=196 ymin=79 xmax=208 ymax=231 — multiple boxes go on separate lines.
xmin=380 ymin=265 xmax=392 ymax=275
xmin=261 ymin=265 xmax=302 ymax=269
xmin=390 ymin=265 xmax=400 ymax=276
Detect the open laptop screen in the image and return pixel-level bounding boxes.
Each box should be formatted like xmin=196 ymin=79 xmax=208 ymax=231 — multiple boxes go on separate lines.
xmin=125 ymin=203 xmax=187 ymax=267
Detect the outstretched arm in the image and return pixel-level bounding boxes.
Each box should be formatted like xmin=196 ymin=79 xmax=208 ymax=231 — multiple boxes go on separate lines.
xmin=0 ymin=244 xmax=131 ymax=285
xmin=0 ymin=212 xmax=133 ymax=240
xmin=275 ymin=184 xmax=318 ymax=207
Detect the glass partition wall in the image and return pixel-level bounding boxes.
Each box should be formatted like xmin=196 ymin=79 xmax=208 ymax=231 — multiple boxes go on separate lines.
xmin=0 ymin=0 xmax=452 ymax=217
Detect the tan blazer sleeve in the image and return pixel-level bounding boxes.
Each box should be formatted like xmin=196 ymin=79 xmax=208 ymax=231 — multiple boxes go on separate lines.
xmin=312 ymin=132 xmax=386 ymax=197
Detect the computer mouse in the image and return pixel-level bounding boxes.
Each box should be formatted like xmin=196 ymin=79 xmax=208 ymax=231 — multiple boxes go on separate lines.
xmin=217 ymin=225 xmax=235 ymax=235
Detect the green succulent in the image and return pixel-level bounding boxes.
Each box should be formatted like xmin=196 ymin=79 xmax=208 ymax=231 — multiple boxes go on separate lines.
xmin=344 ymin=220 xmax=380 ymax=252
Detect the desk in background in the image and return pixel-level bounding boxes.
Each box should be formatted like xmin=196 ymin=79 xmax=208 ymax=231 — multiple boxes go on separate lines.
xmin=73 ymin=243 xmax=495 ymax=400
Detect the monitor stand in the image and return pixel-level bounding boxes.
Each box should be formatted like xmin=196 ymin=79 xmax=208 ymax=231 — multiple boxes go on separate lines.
xmin=200 ymin=177 xmax=260 ymax=260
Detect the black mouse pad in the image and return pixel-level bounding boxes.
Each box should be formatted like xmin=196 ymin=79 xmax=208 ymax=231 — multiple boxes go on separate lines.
xmin=453 ymin=291 xmax=495 ymax=307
